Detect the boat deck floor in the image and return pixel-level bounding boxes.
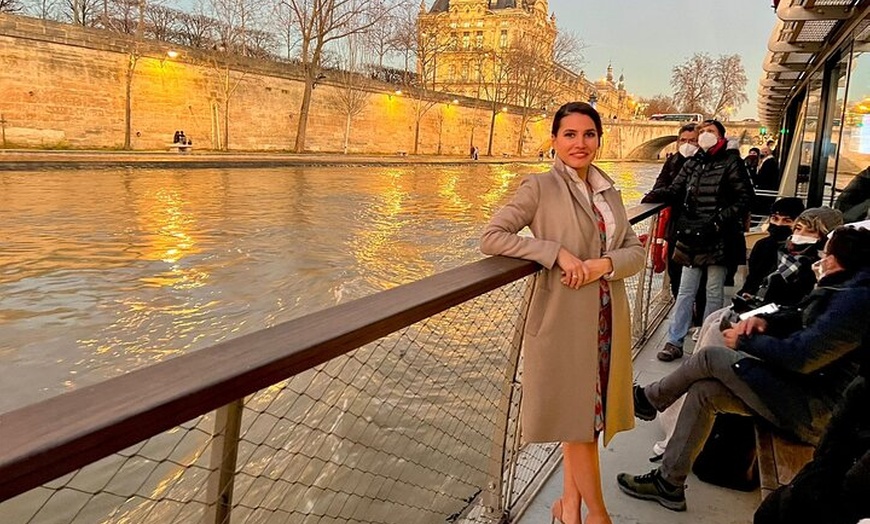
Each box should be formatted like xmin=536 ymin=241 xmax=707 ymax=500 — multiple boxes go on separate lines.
xmin=515 ymin=302 xmax=760 ymax=524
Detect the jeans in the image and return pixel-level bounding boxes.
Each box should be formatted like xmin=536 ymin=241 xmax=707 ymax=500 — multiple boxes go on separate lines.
xmin=667 ymin=265 xmax=727 ymax=347
xmin=644 ymin=346 xmax=776 ymax=485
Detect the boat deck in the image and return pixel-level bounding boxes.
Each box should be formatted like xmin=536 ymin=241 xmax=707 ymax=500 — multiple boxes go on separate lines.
xmin=516 ymin=305 xmax=760 ymax=524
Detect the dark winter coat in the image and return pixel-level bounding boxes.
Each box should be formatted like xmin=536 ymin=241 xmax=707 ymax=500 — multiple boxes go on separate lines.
xmin=835 ymin=166 xmax=870 ymax=222
xmin=642 ymin=143 xmax=754 ymax=267
xmin=734 ymin=267 xmax=870 ymax=444
xmin=754 ymin=375 xmax=870 ymax=524
xmin=644 ymin=152 xmax=691 ymax=241
xmin=755 ymin=156 xmax=781 ymax=191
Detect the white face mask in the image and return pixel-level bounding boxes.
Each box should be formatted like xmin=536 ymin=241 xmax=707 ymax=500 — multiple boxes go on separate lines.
xmin=678 ymin=143 xmax=699 ymax=158
xmin=811 ymin=259 xmax=826 ymax=280
xmin=790 ymin=234 xmax=819 ymax=245
xmin=698 ymin=131 xmax=718 ymax=151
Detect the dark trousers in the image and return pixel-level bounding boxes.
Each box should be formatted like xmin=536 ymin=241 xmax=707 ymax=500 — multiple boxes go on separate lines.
xmin=645 ymin=346 xmax=775 ymax=485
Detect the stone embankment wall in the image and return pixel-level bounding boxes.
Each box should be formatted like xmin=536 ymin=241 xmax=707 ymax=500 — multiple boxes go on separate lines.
xmin=0 ymin=14 xmax=553 ymax=155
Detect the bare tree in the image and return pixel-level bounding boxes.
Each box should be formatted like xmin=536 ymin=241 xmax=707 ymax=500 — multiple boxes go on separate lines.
xmin=329 ymin=33 xmax=371 ymax=154
xmin=62 ymin=0 xmax=101 ymax=26
xmin=670 ymin=53 xmax=713 ymax=115
xmin=120 ymin=0 xmax=146 ymax=149
xmin=0 ymin=0 xmax=24 ymax=13
xmin=176 ymin=11 xmax=216 ymax=48
xmin=710 ymin=53 xmax=748 ymax=119
xmin=282 ymin=0 xmax=391 ymax=153
xmin=27 ymin=0 xmax=60 ymax=20
xmin=388 ymin=0 xmax=416 ymax=77
xmin=145 ymin=4 xmax=178 ymax=41
xmin=638 ymin=94 xmax=678 ymax=117
xmin=401 ymin=20 xmax=451 ymax=154
xmin=477 ymin=49 xmax=512 ymax=156
xmin=362 ymin=0 xmax=398 ymax=68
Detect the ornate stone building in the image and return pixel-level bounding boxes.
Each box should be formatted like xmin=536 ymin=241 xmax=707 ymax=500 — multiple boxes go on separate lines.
xmin=417 ymin=0 xmax=634 ymax=120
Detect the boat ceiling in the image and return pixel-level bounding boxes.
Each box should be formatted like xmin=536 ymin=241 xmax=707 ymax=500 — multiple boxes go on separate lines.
xmin=758 ymin=0 xmax=869 ymax=130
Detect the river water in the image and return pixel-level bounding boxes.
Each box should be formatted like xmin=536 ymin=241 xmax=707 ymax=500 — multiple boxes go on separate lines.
xmin=0 ymin=161 xmax=659 ymax=414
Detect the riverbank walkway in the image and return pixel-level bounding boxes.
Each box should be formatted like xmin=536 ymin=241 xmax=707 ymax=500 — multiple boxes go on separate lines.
xmin=0 ymin=149 xmax=551 ymax=170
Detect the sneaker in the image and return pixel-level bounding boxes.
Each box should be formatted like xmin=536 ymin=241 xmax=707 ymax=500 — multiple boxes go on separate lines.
xmin=657 ymin=342 xmax=683 ymax=362
xmin=633 ymin=384 xmax=657 ymax=421
xmin=616 ymin=469 xmax=687 ymax=512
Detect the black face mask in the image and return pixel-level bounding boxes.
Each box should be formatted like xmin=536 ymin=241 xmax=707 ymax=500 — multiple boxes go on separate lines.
xmin=767 ymin=224 xmax=793 ymax=240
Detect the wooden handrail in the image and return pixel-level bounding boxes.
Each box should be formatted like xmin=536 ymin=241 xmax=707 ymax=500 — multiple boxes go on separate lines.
xmin=0 ymin=202 xmax=665 ymax=502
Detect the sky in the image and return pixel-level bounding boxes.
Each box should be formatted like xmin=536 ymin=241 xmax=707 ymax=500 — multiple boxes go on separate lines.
xmin=547 ymin=0 xmax=778 ymax=119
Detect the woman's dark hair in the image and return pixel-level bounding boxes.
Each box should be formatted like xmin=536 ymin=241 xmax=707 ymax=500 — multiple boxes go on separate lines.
xmin=551 ymin=101 xmax=603 ymax=139
xmin=826 ymin=226 xmax=870 ymax=272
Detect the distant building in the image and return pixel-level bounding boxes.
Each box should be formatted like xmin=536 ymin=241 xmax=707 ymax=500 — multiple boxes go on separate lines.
xmin=417 ymin=0 xmax=634 ymax=119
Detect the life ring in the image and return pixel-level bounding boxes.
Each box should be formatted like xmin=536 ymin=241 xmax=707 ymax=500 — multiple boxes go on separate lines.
xmin=650 ymin=208 xmax=670 ymax=273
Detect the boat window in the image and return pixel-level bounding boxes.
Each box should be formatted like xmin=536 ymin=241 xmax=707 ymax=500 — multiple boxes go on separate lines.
xmin=835 ymin=30 xmax=870 ymax=207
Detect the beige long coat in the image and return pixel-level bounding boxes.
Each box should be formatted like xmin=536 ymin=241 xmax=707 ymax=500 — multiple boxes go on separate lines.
xmin=480 ymin=159 xmax=645 ymax=445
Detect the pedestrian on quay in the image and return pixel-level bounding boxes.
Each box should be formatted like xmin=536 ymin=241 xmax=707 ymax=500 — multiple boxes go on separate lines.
xmin=481 ymin=101 xmax=645 ymax=524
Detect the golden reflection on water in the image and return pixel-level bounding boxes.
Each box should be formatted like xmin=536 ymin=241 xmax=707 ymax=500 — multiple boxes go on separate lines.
xmin=0 ymin=162 xmax=660 ymax=414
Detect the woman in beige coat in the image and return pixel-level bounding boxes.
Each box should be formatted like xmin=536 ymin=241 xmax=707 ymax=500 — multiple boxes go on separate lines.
xmin=481 ymin=102 xmax=644 ymax=524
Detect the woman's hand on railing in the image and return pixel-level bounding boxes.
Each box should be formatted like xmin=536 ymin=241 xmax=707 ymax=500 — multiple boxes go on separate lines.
xmin=557 ymin=247 xmax=590 ymax=289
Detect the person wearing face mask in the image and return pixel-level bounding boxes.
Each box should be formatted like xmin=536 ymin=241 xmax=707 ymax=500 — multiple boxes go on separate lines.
xmin=643 ymin=123 xmax=700 ymax=299
xmin=642 ymin=119 xmax=754 ymax=362
xmin=619 ymin=226 xmax=870 ymax=513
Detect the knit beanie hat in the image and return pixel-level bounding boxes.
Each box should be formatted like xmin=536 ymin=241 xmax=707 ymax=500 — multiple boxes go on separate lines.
xmin=770 ymin=197 xmax=805 ymax=219
xmin=796 ymin=206 xmax=844 ymax=235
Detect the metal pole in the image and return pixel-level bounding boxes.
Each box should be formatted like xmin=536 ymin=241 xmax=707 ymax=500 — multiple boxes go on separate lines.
xmin=807 ymin=55 xmax=840 ymax=207
xmin=205 ymin=399 xmax=244 ymax=524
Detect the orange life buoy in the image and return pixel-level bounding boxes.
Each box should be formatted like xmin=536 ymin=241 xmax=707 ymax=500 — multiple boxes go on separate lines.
xmin=651 ymin=208 xmax=670 ymax=273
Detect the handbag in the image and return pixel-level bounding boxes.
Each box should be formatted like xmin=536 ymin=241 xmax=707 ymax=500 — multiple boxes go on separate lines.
xmin=692 ymin=413 xmax=759 ymax=492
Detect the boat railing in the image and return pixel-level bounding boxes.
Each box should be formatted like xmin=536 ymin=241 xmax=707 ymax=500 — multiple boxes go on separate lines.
xmin=0 ymin=203 xmax=670 ymax=524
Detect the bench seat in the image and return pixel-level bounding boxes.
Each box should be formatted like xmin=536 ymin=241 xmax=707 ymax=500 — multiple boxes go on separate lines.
xmin=755 ymin=424 xmax=815 ymax=499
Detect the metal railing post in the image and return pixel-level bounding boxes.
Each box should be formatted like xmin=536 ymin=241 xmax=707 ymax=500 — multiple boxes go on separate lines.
xmin=482 ymin=274 xmax=533 ymax=523
xmin=205 ymin=399 xmax=244 ymax=524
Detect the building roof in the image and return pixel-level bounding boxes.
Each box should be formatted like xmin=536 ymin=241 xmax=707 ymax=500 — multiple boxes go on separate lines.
xmin=429 ymin=0 xmax=528 ymax=13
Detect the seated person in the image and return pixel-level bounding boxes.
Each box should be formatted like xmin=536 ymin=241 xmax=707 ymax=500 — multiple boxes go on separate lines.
xmin=649 ymin=205 xmax=841 ymax=462
xmin=754 ymin=368 xmax=870 ymax=524
xmin=173 ymin=130 xmax=181 ymax=144
xmin=617 ymin=226 xmax=870 ymax=512
xmin=738 ymin=197 xmax=805 ymax=299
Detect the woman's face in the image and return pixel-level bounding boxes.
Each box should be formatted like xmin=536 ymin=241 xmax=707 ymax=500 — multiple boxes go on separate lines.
xmin=552 ymin=113 xmax=600 ymax=170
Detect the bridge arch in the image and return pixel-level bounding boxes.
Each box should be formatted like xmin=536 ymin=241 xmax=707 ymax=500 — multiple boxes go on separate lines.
xmin=625 ymin=135 xmax=677 ymax=161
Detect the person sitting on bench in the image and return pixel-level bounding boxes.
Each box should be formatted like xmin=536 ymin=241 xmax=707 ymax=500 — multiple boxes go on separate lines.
xmin=616 ymin=226 xmax=870 ymax=512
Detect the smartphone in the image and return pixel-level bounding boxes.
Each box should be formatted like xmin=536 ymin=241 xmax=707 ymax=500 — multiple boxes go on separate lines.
xmin=738 ymin=303 xmax=779 ymax=321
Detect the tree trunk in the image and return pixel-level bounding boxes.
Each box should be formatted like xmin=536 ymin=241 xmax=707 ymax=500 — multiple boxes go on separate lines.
xmin=123 ymin=55 xmax=137 ymax=150
xmin=294 ymin=76 xmax=314 ymax=153
xmin=413 ymin=119 xmax=421 ymax=155
xmin=516 ymin=111 xmax=529 ymax=156
xmin=487 ymin=109 xmax=497 ymax=157
xmin=223 ymin=97 xmax=230 ymax=151
xmin=343 ymin=113 xmax=351 ymax=154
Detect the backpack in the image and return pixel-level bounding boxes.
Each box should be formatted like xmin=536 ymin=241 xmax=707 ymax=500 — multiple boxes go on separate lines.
xmin=692 ymin=413 xmax=759 ymax=491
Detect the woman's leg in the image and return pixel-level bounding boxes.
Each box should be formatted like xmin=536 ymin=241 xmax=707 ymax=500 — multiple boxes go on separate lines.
xmin=564 ymin=439 xmax=611 ymax=524
xmin=558 ymin=443 xmax=583 ymax=524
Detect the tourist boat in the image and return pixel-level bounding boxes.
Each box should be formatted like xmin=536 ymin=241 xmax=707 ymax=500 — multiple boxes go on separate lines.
xmin=0 ymin=2 xmax=867 ymax=524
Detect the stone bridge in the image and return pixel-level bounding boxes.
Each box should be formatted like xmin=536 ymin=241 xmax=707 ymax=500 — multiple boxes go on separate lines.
xmin=597 ymin=121 xmax=767 ymax=160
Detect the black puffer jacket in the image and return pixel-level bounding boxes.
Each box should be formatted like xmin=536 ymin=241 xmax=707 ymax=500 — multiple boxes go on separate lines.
xmin=643 ymin=143 xmax=754 ymax=266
